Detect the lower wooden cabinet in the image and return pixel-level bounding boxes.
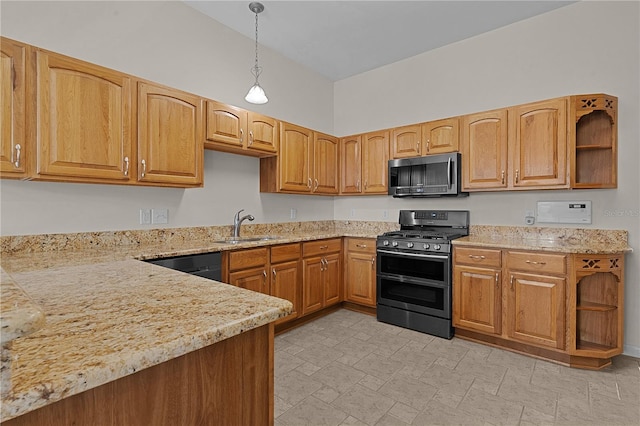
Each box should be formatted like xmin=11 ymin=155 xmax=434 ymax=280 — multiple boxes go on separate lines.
xmin=270 ymin=243 xmax=302 ymax=325
xmin=453 ymin=245 xmax=625 ymax=369
xmin=302 ymin=239 xmax=342 ymax=315
xmin=344 ymin=238 xmax=377 ymax=307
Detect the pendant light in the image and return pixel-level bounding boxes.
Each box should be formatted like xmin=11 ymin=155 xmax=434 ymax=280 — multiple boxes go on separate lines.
xmin=245 ymin=2 xmax=268 ymax=104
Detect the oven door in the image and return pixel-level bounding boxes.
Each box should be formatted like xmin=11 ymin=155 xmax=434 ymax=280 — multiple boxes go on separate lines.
xmin=376 ymin=249 xmax=451 ymax=319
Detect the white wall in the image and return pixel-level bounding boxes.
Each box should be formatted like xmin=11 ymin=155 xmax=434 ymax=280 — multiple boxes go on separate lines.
xmin=334 ymin=1 xmax=640 ymax=356
xmin=0 ymin=0 xmax=335 ymax=235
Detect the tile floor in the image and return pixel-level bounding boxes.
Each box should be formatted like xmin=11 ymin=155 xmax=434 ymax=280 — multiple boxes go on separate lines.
xmin=274 ymin=309 xmax=640 ymax=426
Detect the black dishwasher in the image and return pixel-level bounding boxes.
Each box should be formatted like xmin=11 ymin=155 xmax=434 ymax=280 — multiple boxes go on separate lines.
xmin=145 ymin=252 xmax=222 ymax=281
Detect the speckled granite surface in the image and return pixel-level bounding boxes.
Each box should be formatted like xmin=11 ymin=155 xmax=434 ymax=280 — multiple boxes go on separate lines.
xmin=454 ymin=225 xmax=632 ymax=254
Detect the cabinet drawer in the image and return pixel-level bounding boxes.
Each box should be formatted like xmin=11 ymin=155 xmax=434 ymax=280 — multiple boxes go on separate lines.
xmin=228 ymin=247 xmax=269 ymax=271
xmin=271 ymin=243 xmax=301 ymax=263
xmin=454 ymin=247 xmax=501 ymax=268
xmin=346 ymin=238 xmax=376 ymax=253
xmin=506 ymin=251 xmax=566 ymax=275
xmin=303 ymin=238 xmax=342 ymax=257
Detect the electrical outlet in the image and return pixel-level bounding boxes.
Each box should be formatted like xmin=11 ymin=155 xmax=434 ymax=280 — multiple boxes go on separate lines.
xmin=290 ymin=208 xmax=297 ymax=219
xmin=382 ymin=210 xmax=389 ymax=219
xmin=151 ymin=208 xmax=168 ymax=224
xmin=139 ymin=209 xmax=151 ymax=225
xmin=350 ymin=209 xmax=355 ymax=218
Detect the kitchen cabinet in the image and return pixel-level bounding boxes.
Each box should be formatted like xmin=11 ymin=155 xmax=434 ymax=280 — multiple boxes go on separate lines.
xmin=35 ymin=49 xmax=133 ymax=182
xmin=226 ymin=247 xmax=270 ymax=295
xmin=137 ymin=81 xmax=203 ymax=187
xmin=453 ymin=245 xmax=625 ymax=369
xmin=260 ymin=123 xmax=339 ymax=195
xmin=344 ymin=238 xmax=376 ymax=307
xmin=302 ymin=238 xmax=342 ymax=315
xmin=0 ymin=37 xmax=28 ymax=178
xmin=453 ymin=247 xmax=502 ymax=335
xmin=270 ymin=243 xmax=301 ymax=325
xmin=391 ymin=118 xmax=459 ymax=159
xmin=205 ymin=100 xmax=278 ymax=157
xmin=340 ymin=131 xmax=388 ymax=194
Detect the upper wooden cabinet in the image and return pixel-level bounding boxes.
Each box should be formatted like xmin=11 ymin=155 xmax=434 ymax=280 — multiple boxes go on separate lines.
xmin=260 ymin=122 xmax=339 ymax=195
xmin=137 ymin=81 xmax=203 ymax=187
xmin=205 ymin=100 xmax=277 ymax=157
xmin=35 ymin=50 xmax=133 ymax=182
xmin=0 ymin=38 xmax=28 ymax=178
xmin=391 ymin=118 xmax=459 ymax=159
xmin=340 ymin=131 xmax=388 ymax=194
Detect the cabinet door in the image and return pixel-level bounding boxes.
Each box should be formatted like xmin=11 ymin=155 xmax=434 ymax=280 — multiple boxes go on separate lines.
xmin=229 ymin=267 xmax=269 ymax=295
xmin=461 ymin=109 xmax=508 ymax=190
xmin=345 ymin=251 xmax=376 ymax=307
xmin=247 ymin=112 xmax=278 ymax=154
xmin=422 ymin=117 xmax=459 ymax=154
xmin=313 ymin=132 xmax=339 ymax=194
xmin=391 ymin=125 xmax=421 ymax=159
xmin=362 ymin=131 xmax=389 ymax=194
xmin=302 ymin=257 xmax=324 ymax=315
xmin=1 ymin=38 xmax=27 ymax=177
xmin=323 ymin=253 xmax=342 ymax=307
xmin=137 ymin=82 xmax=203 ymax=186
xmin=36 ymin=51 xmax=132 ymax=181
xmin=506 ymin=272 xmax=565 ymax=349
xmin=453 ymin=265 xmax=502 ymax=335
xmin=278 ymin=122 xmax=312 ymax=192
xmin=205 ymin=100 xmax=246 ymax=148
xmin=340 ymin=135 xmax=362 ymax=194
xmin=271 ymin=260 xmax=300 ymax=325
xmin=510 ymin=98 xmax=568 ymax=188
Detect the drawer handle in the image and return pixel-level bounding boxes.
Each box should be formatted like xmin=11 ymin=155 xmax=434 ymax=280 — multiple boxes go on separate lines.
xmin=468 ymin=255 xmax=486 ymax=260
xmin=525 ymin=260 xmax=546 ymax=265
xmin=356 ymin=244 xmax=368 ymax=248
xmin=320 ymin=245 xmax=328 ymax=250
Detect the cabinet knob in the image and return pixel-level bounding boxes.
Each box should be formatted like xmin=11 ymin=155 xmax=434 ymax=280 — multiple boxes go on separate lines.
xmin=13 ymin=144 xmax=21 ymax=168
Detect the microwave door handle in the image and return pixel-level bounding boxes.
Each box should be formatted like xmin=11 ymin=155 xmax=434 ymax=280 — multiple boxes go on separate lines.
xmin=447 ymin=157 xmax=452 ymax=189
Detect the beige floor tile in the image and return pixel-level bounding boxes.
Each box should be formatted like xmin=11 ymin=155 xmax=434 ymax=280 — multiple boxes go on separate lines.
xmin=275 ymin=350 xmax=305 ymax=375
xmin=353 ymin=352 xmax=405 ymax=381
xmin=358 ymin=374 xmax=387 ymax=391
xmin=378 ymin=373 xmax=438 ymax=410
xmin=331 ymin=384 xmax=396 ymax=425
xmin=295 ymin=342 xmax=345 ymax=368
xmin=275 ymin=369 xmax=323 ymax=406
xmin=341 ymin=415 xmax=369 ymax=426
xmin=519 ymin=406 xmax=556 ymax=426
xmin=497 ymin=374 xmax=558 ymax=416
xmin=458 ymin=387 xmax=524 ymax=425
xmin=311 ymin=361 xmax=366 ymax=393
xmin=313 ymin=385 xmax=342 ymax=404
xmin=278 ymin=395 xmax=349 ymax=426
xmin=374 ymin=414 xmax=410 ymax=425
xmin=412 ymin=399 xmax=480 ymax=425
xmin=386 ymin=401 xmax=420 ymax=424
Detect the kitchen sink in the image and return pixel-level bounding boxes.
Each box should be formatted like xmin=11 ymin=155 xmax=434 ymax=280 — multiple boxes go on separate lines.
xmin=211 ymin=236 xmax=282 ymax=244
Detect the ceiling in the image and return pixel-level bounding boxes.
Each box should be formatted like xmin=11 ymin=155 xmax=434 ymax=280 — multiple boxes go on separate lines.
xmin=183 ymin=1 xmax=575 ymax=81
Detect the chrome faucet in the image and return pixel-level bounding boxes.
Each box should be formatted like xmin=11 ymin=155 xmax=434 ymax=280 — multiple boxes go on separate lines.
xmin=233 ymin=209 xmax=255 ymax=238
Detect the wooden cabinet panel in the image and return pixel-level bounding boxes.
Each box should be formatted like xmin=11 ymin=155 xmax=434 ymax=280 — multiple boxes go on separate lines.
xmin=340 ymin=135 xmax=362 ymax=194
xmin=137 ymin=82 xmax=203 ymax=187
xmin=271 ymin=260 xmax=300 ymax=325
xmin=36 ymin=50 xmax=132 ymax=181
xmin=313 ymin=132 xmax=339 ymax=194
xmin=302 ymin=257 xmax=324 ymax=315
xmin=0 ymin=38 xmax=28 ymax=178
xmin=453 ymin=265 xmax=501 ymax=335
xmin=345 ymin=251 xmax=376 ymax=307
xmin=324 ymin=253 xmax=342 ymax=307
xmin=278 ymin=122 xmax=312 ymax=192
xmin=506 ymin=272 xmax=565 ymax=349
xmin=362 ymin=131 xmax=389 ymax=194
xmin=454 ymin=247 xmax=501 ymax=269
xmin=510 ymin=98 xmax=567 ymax=188
xmin=205 ymin=100 xmax=246 ymax=148
xmin=461 ymin=109 xmax=508 ymax=190
xmin=422 ymin=117 xmax=459 ymax=154
xmin=391 ymin=125 xmax=421 ymax=159
xmin=505 ymin=251 xmax=566 ymax=275
xmin=270 ymin=243 xmax=300 ymax=264
xmin=229 ymin=247 xmax=269 ymax=271
xmin=229 ymin=267 xmax=269 ymax=295
xmin=303 ymin=238 xmax=342 ymax=257
xmin=248 ymin=112 xmax=278 ymax=154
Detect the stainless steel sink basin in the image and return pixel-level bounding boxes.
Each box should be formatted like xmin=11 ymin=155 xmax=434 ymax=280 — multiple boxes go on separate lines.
xmin=211 ymin=236 xmax=282 ymax=244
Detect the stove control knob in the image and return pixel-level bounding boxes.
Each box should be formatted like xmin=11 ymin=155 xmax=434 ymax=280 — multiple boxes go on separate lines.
xmin=423 ymin=244 xmax=430 ymax=250
xmin=391 ymin=241 xmax=398 ymax=247
xmin=434 ymin=244 xmax=441 ymax=251
xmin=383 ymin=240 xmax=389 ymax=246
xmin=407 ymin=242 xmax=414 ymax=248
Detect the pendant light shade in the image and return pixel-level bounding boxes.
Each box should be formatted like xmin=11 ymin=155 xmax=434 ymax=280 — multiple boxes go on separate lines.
xmin=245 ymin=2 xmax=268 ymax=104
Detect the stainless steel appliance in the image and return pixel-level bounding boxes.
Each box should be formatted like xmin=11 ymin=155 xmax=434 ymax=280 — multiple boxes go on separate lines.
xmin=388 ymin=152 xmax=468 ymax=198
xmin=376 ymin=210 xmax=469 ymax=339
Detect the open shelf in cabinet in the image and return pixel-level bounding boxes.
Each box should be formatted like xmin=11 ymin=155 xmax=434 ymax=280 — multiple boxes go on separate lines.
xmin=575 ymin=271 xmax=620 ymax=352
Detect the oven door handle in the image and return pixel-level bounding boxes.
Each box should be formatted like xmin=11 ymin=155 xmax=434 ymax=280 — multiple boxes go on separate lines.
xmin=377 ymin=249 xmax=449 ymax=260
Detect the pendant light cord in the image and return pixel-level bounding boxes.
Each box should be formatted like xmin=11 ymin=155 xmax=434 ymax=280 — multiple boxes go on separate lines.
xmin=252 ymin=9 xmax=261 ymax=81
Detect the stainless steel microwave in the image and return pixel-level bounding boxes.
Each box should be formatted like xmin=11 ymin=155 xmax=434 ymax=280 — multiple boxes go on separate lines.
xmin=388 ymin=152 xmax=468 ymax=198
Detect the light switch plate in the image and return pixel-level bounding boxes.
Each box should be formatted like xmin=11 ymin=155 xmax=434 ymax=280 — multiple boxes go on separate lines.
xmin=151 ymin=208 xmax=168 ymax=224
xmin=536 ymin=201 xmax=591 ymax=224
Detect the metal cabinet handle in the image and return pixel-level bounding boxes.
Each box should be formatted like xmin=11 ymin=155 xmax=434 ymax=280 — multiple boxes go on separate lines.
xmin=416 ymin=141 xmax=420 ymax=152
xmin=263 ymin=270 xmax=267 ymax=284
xmin=515 ymin=169 xmax=519 ymax=183
xmin=426 ymin=140 xmax=430 ymax=152
xmin=525 ymin=260 xmax=546 ymax=265
xmin=356 ymin=179 xmax=361 ymax=191
xmin=371 ymin=256 xmax=375 ymax=268
xmin=510 ymin=275 xmax=514 ymax=290
xmin=13 ymin=144 xmax=21 ymax=168
xmin=123 ymin=156 xmax=129 ymax=176
xmin=468 ymin=255 xmax=485 ymax=260
xmin=249 ymin=131 xmax=254 ymax=146
xmin=495 ymin=273 xmax=499 ymax=288
xmin=240 ymin=128 xmax=244 ymax=143
xmin=140 ymin=159 xmax=146 ymax=178
xmin=320 ymin=245 xmax=328 ymax=250
xmin=272 ymin=268 xmax=276 ymax=278
xmin=307 ymin=178 xmax=312 ymax=189
xmin=501 ymin=170 xmax=505 ymax=185
xmin=356 ymin=244 xmax=367 ymax=248
xmin=314 ymin=179 xmax=319 ymax=190
xmin=364 ymin=180 xmax=368 ymax=190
